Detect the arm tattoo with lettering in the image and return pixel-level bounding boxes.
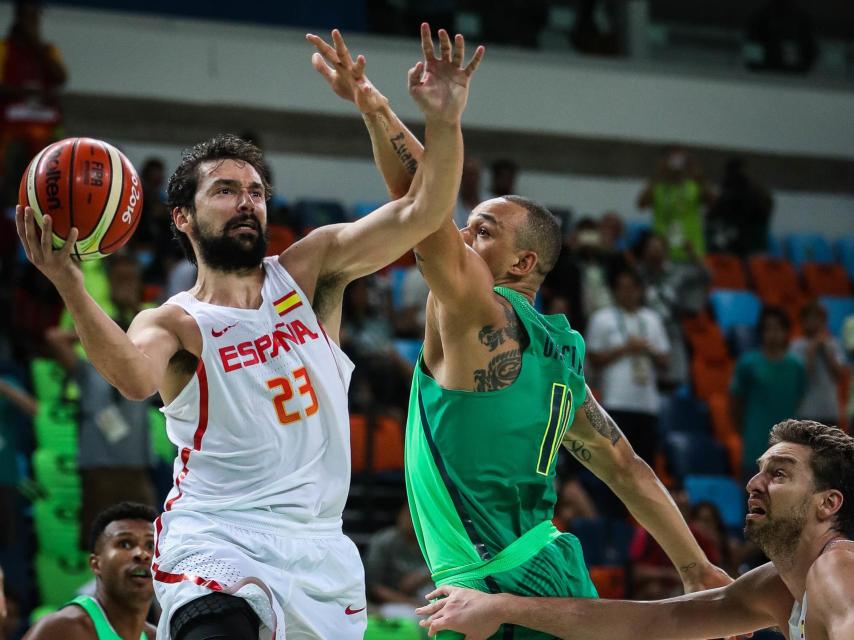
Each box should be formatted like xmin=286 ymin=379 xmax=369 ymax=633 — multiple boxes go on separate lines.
xmin=389 ymin=132 xmax=418 ymax=175
xmin=473 ymin=349 xmax=521 ymax=391
xmin=478 ymin=306 xmax=523 ymax=351
xmin=582 ymin=396 xmax=623 ymax=446
xmin=567 ymin=439 xmax=592 ymax=463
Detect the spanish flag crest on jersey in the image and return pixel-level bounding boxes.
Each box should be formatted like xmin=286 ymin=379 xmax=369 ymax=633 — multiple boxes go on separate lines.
xmin=273 ymin=289 xmax=303 ymax=316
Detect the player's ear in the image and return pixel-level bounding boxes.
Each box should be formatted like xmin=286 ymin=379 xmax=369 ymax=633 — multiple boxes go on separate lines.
xmin=173 ymin=206 xmax=192 ymax=233
xmin=817 ymin=488 xmax=844 ymax=521
xmin=509 ymin=250 xmax=538 ymax=277
xmin=89 ymin=551 xmax=101 ymax=577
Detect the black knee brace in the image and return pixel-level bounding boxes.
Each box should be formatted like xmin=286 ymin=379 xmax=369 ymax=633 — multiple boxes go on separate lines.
xmin=171 ymin=592 xmax=260 ymax=640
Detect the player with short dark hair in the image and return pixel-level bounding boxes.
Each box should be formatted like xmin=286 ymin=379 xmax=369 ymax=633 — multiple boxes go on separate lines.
xmin=418 ymin=420 xmax=854 ymax=640
xmin=309 ymin=30 xmax=731 ymax=640
xmin=23 ymin=501 xmax=158 ymax=640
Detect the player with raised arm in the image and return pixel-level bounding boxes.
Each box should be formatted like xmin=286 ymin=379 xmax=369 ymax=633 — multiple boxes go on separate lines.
xmin=16 ymin=24 xmax=483 ymax=640
xmin=308 ymin=30 xmax=731 ymax=640
xmin=418 ymin=420 xmax=854 ymax=640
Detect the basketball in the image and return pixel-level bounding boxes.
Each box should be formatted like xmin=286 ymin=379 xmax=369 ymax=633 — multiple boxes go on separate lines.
xmin=18 ymin=137 xmax=143 ymax=261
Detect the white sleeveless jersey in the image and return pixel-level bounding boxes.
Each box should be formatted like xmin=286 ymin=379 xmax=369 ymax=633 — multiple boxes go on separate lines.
xmin=160 ymin=257 xmax=355 ymax=525
xmin=789 ymin=593 xmax=806 ymax=640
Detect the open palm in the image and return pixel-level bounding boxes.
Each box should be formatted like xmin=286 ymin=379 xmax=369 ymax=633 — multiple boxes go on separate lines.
xmin=409 ymin=23 xmax=485 ymax=123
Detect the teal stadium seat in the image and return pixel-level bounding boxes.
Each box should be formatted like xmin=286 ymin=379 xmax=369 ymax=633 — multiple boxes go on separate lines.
xmin=818 ymin=296 xmax=854 ymax=340
xmin=784 ymin=233 xmax=833 ymax=268
xmin=836 ymin=237 xmax=854 ymax=281
xmin=708 ymin=289 xmax=761 ymax=334
xmin=685 ymin=474 xmax=745 ymax=530
xmin=351 ymin=201 xmax=385 ymax=220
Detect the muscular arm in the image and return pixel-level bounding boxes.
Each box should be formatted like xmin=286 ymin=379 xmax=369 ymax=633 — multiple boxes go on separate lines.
xmin=564 ymin=390 xmax=723 ymax=591
xmin=363 ymin=104 xmax=424 ymax=199
xmin=419 ymin=563 xmax=791 ymax=640
xmin=23 ymin=609 xmax=96 ymax=640
xmin=806 ymin=547 xmax=854 ymax=639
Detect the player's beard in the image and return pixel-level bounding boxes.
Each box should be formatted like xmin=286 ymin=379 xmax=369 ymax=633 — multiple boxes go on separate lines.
xmin=193 ymin=215 xmax=267 ymax=272
xmin=744 ymin=494 xmax=809 ymax=564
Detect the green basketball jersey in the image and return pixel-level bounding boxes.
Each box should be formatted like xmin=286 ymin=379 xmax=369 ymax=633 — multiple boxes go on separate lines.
xmin=66 ymin=595 xmax=146 ymax=640
xmin=405 ymin=287 xmax=587 ymax=580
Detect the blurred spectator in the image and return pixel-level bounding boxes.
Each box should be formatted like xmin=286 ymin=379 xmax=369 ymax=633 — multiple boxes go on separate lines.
xmin=568 ymin=217 xmax=616 ymax=330
xmin=10 ymin=264 xmax=63 ymax=361
xmin=790 ymin=300 xmax=845 ymax=426
xmin=730 ymin=306 xmax=805 ymax=481
xmin=489 ymin=158 xmax=518 ymax=198
xmin=45 ymin=254 xmax=157 ymax=547
xmin=845 ymin=315 xmax=854 ymax=429
xmin=629 ymin=488 xmax=719 ymax=599
xmin=570 ymin=0 xmax=620 ymax=56
xmin=0 ymin=370 xmax=34 ymax=549
xmin=746 ymin=0 xmax=817 ymax=74
xmin=0 ymin=0 xmax=67 ymax=210
xmin=637 ymin=147 xmax=715 ymax=262
xmin=453 ymin=156 xmax=484 ymax=229
xmin=395 ymin=266 xmax=429 ymax=339
xmin=553 ymin=477 xmax=597 ymax=532
xmin=636 ymin=233 xmax=710 ymax=387
xmin=586 ymin=267 xmax=669 ymax=466
xmin=131 ymin=157 xmax=176 ymax=285
xmin=598 ymin=210 xmax=624 ymax=256
xmin=540 ymin=221 xmax=584 ymax=330
xmin=706 ymin=158 xmax=774 ymax=257
xmin=688 ymin=501 xmax=741 ymax=577
xmin=341 ymin=276 xmax=411 ymax=414
xmin=364 ymin=503 xmax=432 ymax=616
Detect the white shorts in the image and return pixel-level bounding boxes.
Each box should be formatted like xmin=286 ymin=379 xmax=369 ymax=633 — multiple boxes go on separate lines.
xmin=153 ymin=510 xmax=367 ymax=640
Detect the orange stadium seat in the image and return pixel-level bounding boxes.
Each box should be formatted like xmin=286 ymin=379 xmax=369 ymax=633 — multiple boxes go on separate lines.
xmin=691 ymin=356 xmax=734 ymax=403
xmin=707 ymin=392 xmax=737 ymax=440
xmin=682 ymin=312 xmax=729 ymax=362
xmin=350 ymin=414 xmax=405 ymax=473
xmin=587 ymin=566 xmax=626 ymax=599
xmin=266 ymin=224 xmax=296 ymax=255
xmin=747 ymin=256 xmax=801 ymax=306
xmin=802 ymin=263 xmax=852 ymax=297
xmin=705 ymin=253 xmax=748 ymax=290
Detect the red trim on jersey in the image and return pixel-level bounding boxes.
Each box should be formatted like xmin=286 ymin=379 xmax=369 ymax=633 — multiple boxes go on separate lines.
xmin=154 ymin=516 xmax=163 ymax=558
xmin=163 ymin=360 xmax=211 ymax=512
xmin=152 ymin=562 xmax=224 ymax=591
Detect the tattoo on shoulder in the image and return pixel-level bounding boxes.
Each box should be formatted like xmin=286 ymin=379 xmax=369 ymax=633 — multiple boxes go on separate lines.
xmin=582 ymin=396 xmax=623 ymax=446
xmin=389 ymin=132 xmax=418 ymax=175
xmin=473 ymin=349 xmax=521 ymax=391
xmin=478 ymin=306 xmax=523 ymax=352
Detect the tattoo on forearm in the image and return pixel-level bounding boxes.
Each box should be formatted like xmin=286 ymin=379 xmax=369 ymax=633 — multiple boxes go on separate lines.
xmin=478 ymin=307 xmax=522 ymax=351
xmin=582 ymin=396 xmax=623 ymax=446
xmin=390 ymin=132 xmax=418 ymax=175
xmin=679 ymin=563 xmax=697 ymax=574
xmin=567 ymin=439 xmax=592 ymax=462
xmin=474 ymin=349 xmax=521 ymax=391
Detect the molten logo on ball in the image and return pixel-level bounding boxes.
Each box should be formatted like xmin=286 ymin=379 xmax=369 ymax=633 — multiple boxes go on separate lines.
xmin=44 ymin=146 xmax=63 ymax=211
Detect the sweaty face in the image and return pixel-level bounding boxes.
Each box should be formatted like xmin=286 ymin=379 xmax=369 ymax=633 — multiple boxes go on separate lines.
xmin=462 ymin=198 xmax=526 ymax=280
xmin=190 ymin=159 xmax=268 ymax=272
xmin=744 ymin=443 xmax=815 ymax=561
xmin=92 ymin=519 xmax=155 ymax=604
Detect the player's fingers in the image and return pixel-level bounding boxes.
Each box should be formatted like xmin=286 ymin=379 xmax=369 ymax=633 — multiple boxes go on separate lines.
xmin=23 ymin=207 xmax=43 ymax=262
xmin=424 ymin=586 xmax=452 ymax=600
xmin=408 ymin=61 xmax=425 ymax=89
xmin=60 ymin=227 xmax=79 ymax=260
xmin=331 ymin=29 xmax=354 ymax=67
xmin=414 ymin=599 xmax=446 ymax=616
xmin=452 ymin=33 xmax=464 ymax=67
xmin=420 ymin=22 xmax=436 ymax=59
xmin=354 ymin=54 xmax=366 ymax=77
xmin=41 ymin=213 xmax=53 ymax=255
xmin=311 ymin=53 xmax=336 ymax=84
xmin=438 ymin=29 xmax=452 ymax=62
xmin=14 ymin=205 xmax=34 ymax=261
xmin=428 ymin=617 xmax=449 ymax=637
xmin=305 ymin=33 xmax=340 ymax=65
xmin=464 ymin=45 xmax=486 ymax=77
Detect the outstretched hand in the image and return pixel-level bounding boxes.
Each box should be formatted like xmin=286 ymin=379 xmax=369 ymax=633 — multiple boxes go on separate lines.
xmin=408 ymin=23 xmax=485 ymax=124
xmin=306 ymin=29 xmax=388 ymax=114
xmin=415 ymin=585 xmax=501 ymax=639
xmin=15 ymin=205 xmax=81 ymax=287
xmin=682 ymin=563 xmax=753 ymax=640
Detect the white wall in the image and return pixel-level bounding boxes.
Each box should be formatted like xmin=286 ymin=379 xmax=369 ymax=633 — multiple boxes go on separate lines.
xmin=117 ymin=140 xmax=854 ymax=241
xmin=2 ymin=3 xmax=852 ymax=160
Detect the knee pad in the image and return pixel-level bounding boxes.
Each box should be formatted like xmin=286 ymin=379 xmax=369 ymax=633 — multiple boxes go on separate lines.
xmin=171 ymin=592 xmax=260 ymax=640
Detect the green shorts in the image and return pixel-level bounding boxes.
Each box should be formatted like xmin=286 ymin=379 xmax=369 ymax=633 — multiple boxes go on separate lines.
xmin=435 ymin=533 xmax=599 ymax=640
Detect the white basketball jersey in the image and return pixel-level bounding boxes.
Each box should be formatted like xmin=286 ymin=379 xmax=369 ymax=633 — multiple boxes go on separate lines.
xmin=160 ymin=257 xmax=354 ymax=525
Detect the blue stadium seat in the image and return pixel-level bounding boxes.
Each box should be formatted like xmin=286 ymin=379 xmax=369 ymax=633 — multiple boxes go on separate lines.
xmin=836 ymin=237 xmax=854 ymax=281
xmin=619 ymin=220 xmax=652 ymax=252
xmin=393 ymin=339 xmax=422 ymax=366
xmin=684 ymin=474 xmax=745 ymax=530
xmin=784 ymin=233 xmax=834 ymax=267
xmin=293 ymin=199 xmax=347 ymax=229
xmin=765 ymin=235 xmax=782 ymax=258
xmin=570 ymin=517 xmax=634 ymax=566
xmin=351 ymin=201 xmax=385 ymax=220
xmin=388 ymin=266 xmax=410 ymax=310
xmin=663 ymin=432 xmax=730 ymax=479
xmin=708 ymin=289 xmax=761 ymax=334
xmin=658 ymin=386 xmax=711 ymax=435
xmin=818 ymin=295 xmax=854 ymax=340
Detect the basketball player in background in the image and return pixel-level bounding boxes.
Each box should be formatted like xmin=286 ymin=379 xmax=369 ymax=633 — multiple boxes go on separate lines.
xmin=309 ymin=29 xmax=731 ymax=640
xmin=24 ymin=502 xmax=157 ymax=640
xmin=418 ymin=420 xmax=854 ymax=640
xmin=16 ymin=24 xmax=484 ymax=640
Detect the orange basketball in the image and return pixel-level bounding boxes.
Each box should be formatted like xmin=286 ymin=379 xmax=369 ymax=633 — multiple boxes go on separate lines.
xmin=18 ymin=137 xmax=143 ymax=261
